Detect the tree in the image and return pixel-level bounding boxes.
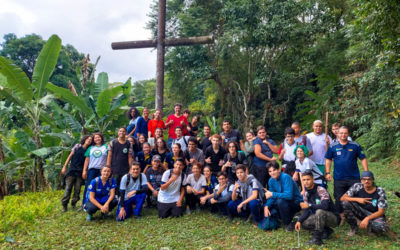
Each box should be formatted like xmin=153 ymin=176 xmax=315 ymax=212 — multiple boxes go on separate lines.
xmin=0 ymin=35 xmax=62 ymax=190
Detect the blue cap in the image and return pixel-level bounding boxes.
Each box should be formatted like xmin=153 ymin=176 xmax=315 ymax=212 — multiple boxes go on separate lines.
xmin=361 ymin=171 xmax=374 ymax=180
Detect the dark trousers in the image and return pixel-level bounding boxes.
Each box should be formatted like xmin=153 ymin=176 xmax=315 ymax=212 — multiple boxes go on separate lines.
xmin=343 ymin=201 xmax=388 ymax=233
xmin=158 ymin=201 xmax=182 ymax=218
xmin=215 ymin=201 xmax=229 ymax=216
xmin=82 ymin=168 xmax=101 ymax=205
xmin=113 ymin=174 xmax=124 ymax=197
xmin=185 ymin=193 xmax=201 ymax=209
xmin=116 ymin=193 xmax=146 ymax=221
xmin=84 ymin=196 xmax=118 ymax=215
xmin=302 ymin=209 xmax=338 ymax=232
xmin=271 ymin=198 xmax=301 ymax=225
xmin=61 ymin=175 xmax=83 ymax=207
xmin=253 ymin=165 xmax=269 ymax=188
xmin=227 ymin=199 xmax=263 ymax=222
xmin=333 ymin=179 xmax=359 ymax=213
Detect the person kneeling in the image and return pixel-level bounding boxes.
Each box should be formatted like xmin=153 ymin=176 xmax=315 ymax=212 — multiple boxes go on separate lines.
xmin=295 ymin=171 xmax=340 ymax=245
xmin=117 ymin=162 xmax=148 ymax=221
xmin=157 ymin=158 xmax=187 ymax=218
xmin=227 ymin=164 xmax=264 ymax=223
xmin=84 ymin=165 xmax=118 ymax=221
xmin=340 ymin=171 xmax=388 ymax=236
xmin=264 ymin=161 xmax=303 ymax=231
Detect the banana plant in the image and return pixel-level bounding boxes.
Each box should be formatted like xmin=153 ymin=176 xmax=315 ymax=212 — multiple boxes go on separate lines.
xmin=0 ymin=35 xmax=62 ymax=190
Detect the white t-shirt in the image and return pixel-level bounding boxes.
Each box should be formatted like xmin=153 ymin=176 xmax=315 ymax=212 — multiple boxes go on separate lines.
xmin=282 ymin=141 xmax=297 ymax=162
xmin=157 ymin=169 xmax=188 ymax=203
xmin=295 ymin=158 xmax=323 ymax=184
xmin=306 ymin=132 xmax=332 ymax=165
xmin=85 ymin=144 xmax=108 ymax=169
xmin=172 ymin=136 xmax=191 ymax=151
xmin=186 ymin=174 xmax=207 ymax=192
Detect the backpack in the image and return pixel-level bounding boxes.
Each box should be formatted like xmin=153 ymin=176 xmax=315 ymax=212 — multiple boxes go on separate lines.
xmin=123 ymin=173 xmax=143 ymax=187
xmin=94 ymin=177 xmax=112 ymax=190
xmin=258 ymin=208 xmax=280 ymax=230
xmin=167 ymin=169 xmax=185 ymax=189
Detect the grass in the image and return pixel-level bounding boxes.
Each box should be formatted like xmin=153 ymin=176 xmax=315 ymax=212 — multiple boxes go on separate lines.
xmin=1 ymin=161 xmax=400 ymax=249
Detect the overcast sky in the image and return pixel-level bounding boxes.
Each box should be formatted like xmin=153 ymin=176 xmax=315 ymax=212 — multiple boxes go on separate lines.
xmin=0 ymin=0 xmax=156 ymax=83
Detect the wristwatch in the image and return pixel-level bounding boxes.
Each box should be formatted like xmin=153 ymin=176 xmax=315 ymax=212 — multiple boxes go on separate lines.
xmin=325 ymin=172 xmax=330 ymax=175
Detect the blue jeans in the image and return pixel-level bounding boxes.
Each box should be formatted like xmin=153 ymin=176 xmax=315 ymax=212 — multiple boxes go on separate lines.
xmin=227 ymin=199 xmax=263 ymax=222
xmin=82 ymin=168 xmax=101 ymax=205
xmin=271 ymin=198 xmax=301 ymax=225
xmin=116 ymin=193 xmax=146 ymax=221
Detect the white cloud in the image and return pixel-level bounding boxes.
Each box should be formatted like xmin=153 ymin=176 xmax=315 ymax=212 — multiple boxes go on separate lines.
xmin=0 ymin=0 xmax=157 ymax=82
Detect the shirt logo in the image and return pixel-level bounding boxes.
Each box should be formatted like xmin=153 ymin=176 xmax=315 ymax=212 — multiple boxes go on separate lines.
xmin=372 ymin=199 xmax=377 ymax=207
xmin=348 ymin=149 xmax=353 ymax=152
xmin=93 ymin=149 xmax=103 ymax=158
xmin=315 ymin=198 xmax=321 ymax=205
xmin=337 ymin=152 xmax=341 ymax=156
xmin=123 ymin=148 xmax=128 ymax=154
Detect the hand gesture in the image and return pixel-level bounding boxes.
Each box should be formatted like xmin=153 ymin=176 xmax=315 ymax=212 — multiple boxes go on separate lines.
xmin=210 ymin=198 xmax=217 ymax=204
xmin=127 ymin=190 xmax=136 ymax=198
xmin=300 ymin=202 xmax=309 ymax=210
xmin=295 ymin=222 xmax=301 ymax=232
xmin=225 ymin=160 xmax=232 ymax=167
xmin=234 ymin=182 xmax=240 ymax=190
xmin=218 ymin=159 xmax=223 ymax=166
xmin=325 ymin=136 xmax=330 ymax=144
xmin=200 ymin=196 xmax=207 ymax=205
xmin=180 ymin=120 xmax=185 ymax=126
xmin=118 ymin=207 xmax=126 ymax=220
xmin=264 ymin=206 xmax=271 ymax=217
xmin=271 ymin=156 xmax=277 ymax=161
xmin=325 ymin=173 xmax=332 ymax=181
xmin=356 ymin=198 xmax=372 ymax=205
xmin=265 ymin=190 xmax=273 ymax=199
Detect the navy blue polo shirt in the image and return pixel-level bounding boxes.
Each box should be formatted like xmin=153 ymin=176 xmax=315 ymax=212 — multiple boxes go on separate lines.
xmin=325 ymin=141 xmax=366 ymax=180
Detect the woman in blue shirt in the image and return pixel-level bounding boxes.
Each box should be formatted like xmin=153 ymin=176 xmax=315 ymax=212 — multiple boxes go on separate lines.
xmin=84 ymin=165 xmax=118 ymax=221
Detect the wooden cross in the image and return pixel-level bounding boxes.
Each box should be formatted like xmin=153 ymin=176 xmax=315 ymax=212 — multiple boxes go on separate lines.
xmin=111 ymin=0 xmax=213 ymax=109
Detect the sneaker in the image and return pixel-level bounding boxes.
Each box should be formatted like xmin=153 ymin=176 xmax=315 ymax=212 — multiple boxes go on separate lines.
xmin=228 ymin=214 xmax=234 ymax=223
xmin=322 ymin=227 xmax=334 ymax=240
xmin=285 ymin=222 xmax=295 ymax=232
xmin=86 ymin=214 xmax=92 ymax=222
xmin=62 ymin=205 xmax=67 ymax=213
xmin=306 ymin=231 xmax=323 ymax=246
xmin=196 ymin=205 xmax=201 ymax=212
xmin=186 ymin=207 xmax=191 ymax=215
xmin=347 ymin=228 xmax=357 ymax=236
xmin=71 ymin=203 xmax=76 ymax=210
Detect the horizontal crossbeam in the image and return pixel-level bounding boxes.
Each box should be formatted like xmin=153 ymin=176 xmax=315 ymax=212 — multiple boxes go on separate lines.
xmin=111 ymin=35 xmax=213 ymax=50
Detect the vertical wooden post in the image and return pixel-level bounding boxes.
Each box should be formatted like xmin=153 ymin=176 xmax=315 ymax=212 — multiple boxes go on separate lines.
xmin=156 ymin=0 xmax=166 ymax=109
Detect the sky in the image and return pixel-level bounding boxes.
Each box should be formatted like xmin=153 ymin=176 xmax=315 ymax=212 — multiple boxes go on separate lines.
xmin=0 ymin=0 xmax=156 ymax=83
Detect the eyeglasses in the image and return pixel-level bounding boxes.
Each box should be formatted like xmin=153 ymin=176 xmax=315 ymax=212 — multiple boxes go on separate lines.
xmin=286 ymin=135 xmax=294 ymax=138
xmin=361 ymin=178 xmax=373 ymax=181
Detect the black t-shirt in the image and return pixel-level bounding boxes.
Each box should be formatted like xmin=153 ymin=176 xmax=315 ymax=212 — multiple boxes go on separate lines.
xmin=204 ymin=145 xmax=226 ymax=174
xmin=110 ymin=139 xmax=132 ymax=175
xmin=146 ymin=168 xmax=165 ymax=190
xmin=220 ymin=129 xmax=242 ymax=145
xmin=189 ymin=122 xmax=199 ymax=136
xmin=67 ymin=145 xmax=87 ymax=176
xmin=354 ymin=188 xmax=381 ymax=213
xmin=201 ymin=137 xmax=212 ymax=152
xmin=223 ymin=152 xmax=248 ymax=184
xmin=151 ymin=148 xmax=168 ymax=162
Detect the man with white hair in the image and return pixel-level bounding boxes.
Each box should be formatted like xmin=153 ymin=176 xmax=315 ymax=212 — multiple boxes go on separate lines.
xmin=306 ymin=120 xmax=332 ymax=174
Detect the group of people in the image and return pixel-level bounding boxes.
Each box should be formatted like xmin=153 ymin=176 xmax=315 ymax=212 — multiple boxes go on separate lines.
xmin=61 ymin=103 xmax=389 ymax=246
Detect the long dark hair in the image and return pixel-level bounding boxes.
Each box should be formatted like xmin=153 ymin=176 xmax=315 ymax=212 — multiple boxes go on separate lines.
xmin=80 ymin=135 xmax=93 ymax=145
xmin=127 ymin=107 xmax=140 ymax=120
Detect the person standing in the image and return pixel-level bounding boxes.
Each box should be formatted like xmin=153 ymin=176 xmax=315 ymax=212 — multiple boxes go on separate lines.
xmin=307 ymin=120 xmax=332 ymax=173
xmin=291 ymin=122 xmax=313 ymax=155
xmin=220 ymin=120 xmax=244 ymax=151
xmin=165 ymin=104 xmax=189 ymax=149
xmin=127 ymin=107 xmax=140 ymax=138
xmin=172 ymin=126 xmax=191 ymax=152
xmin=184 ymin=137 xmax=205 ymax=175
xmin=135 ymin=107 xmax=150 ymax=139
xmin=107 ymin=127 xmax=133 ymax=196
xmin=253 ymin=126 xmax=278 ymax=187
xmin=61 ymin=135 xmax=93 ymax=212
xmin=325 ymin=126 xmax=368 ymax=220
xmin=204 ymin=135 xmax=226 ymax=175
xmin=82 ymin=133 xmax=108 ymax=205
xmin=200 ymin=125 xmax=212 ymax=152
xmin=147 ymin=109 xmax=166 ymax=139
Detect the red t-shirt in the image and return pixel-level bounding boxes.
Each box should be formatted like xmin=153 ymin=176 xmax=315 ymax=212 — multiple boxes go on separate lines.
xmin=147 ymin=119 xmax=166 ymax=137
xmin=166 ymin=114 xmax=188 ymax=139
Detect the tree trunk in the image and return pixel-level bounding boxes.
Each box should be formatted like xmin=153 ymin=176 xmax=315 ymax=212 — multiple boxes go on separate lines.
xmin=34 ymin=125 xmax=46 ymax=190
xmin=0 ymin=137 xmax=7 ymax=199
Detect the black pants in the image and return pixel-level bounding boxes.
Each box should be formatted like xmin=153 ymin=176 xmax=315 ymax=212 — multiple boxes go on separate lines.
xmin=61 ymin=175 xmax=83 ymax=207
xmin=185 ymin=193 xmax=201 ymax=209
xmin=254 ymin=165 xmax=269 ymax=188
xmin=158 ymin=202 xmax=182 ymax=218
xmin=113 ymin=174 xmax=125 ymax=197
xmin=85 ymin=198 xmax=118 ymax=215
xmin=333 ymin=179 xmax=359 ymax=213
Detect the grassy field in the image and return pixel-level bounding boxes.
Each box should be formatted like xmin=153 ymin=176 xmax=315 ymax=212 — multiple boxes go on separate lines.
xmin=1 ymin=161 xmax=399 ymax=249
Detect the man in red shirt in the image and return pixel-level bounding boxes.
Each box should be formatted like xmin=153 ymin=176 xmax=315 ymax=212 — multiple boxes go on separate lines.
xmin=166 ymin=103 xmax=189 ymax=149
